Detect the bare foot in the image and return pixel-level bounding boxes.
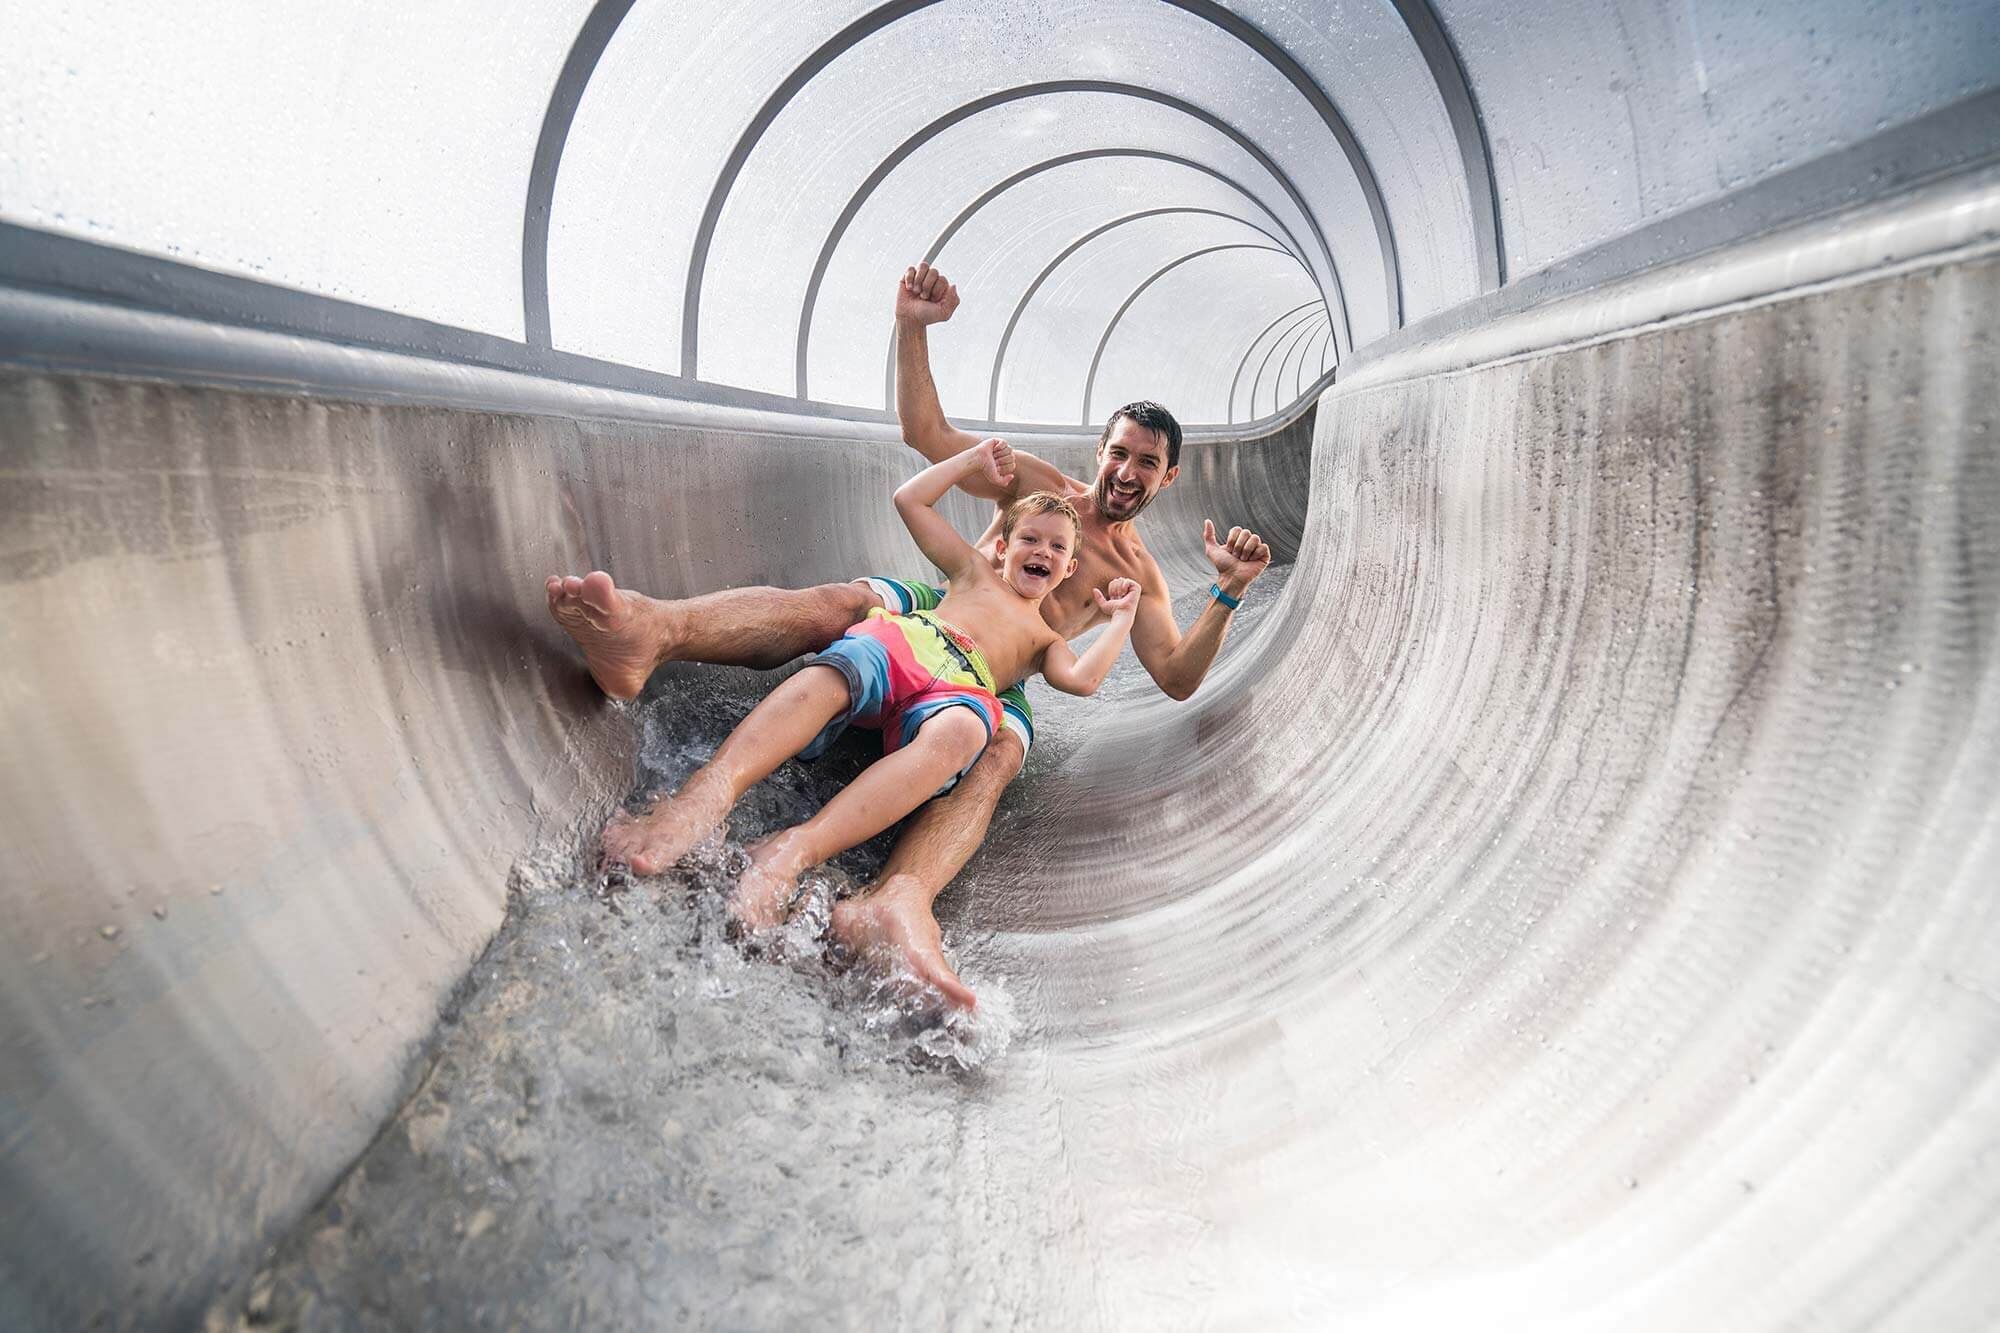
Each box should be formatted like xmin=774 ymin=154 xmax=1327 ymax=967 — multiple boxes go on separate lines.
xmin=545 ymin=571 xmax=671 ymax=700
xmin=600 ymin=783 xmax=726 ymax=875
xmin=831 ymin=887 xmax=977 ymax=1010
xmin=732 ymin=836 xmax=806 ymax=931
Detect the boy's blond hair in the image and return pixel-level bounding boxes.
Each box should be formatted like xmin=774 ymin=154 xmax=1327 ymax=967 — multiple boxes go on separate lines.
xmin=1001 ymin=491 xmax=1083 ymax=548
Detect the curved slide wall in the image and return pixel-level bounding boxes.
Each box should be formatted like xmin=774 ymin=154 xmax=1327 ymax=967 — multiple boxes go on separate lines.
xmin=4 ymin=178 xmax=1999 ymax=1333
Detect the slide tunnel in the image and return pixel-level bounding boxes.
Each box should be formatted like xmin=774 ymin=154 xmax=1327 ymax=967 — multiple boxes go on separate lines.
xmin=3 ymin=2 xmax=1999 ymax=1326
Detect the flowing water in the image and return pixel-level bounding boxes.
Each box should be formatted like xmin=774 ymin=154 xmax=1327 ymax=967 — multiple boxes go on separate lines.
xmin=214 ymin=570 xmax=1292 ymax=1330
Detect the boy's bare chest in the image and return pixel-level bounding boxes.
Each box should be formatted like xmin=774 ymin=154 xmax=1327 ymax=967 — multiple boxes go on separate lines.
xmin=936 ymin=587 xmax=1048 ymax=683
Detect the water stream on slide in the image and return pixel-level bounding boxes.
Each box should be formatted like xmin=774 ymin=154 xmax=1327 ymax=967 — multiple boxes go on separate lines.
xmin=215 ymin=570 xmax=1292 ymax=1329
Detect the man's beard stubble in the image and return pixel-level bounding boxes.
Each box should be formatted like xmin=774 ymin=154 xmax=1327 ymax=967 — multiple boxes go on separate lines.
xmin=1094 ymin=475 xmax=1151 ymax=522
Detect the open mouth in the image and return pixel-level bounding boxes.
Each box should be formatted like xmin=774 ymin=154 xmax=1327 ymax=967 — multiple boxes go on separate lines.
xmin=1108 ymin=482 xmax=1142 ymax=507
xmin=1022 ymin=560 xmax=1051 ymax=579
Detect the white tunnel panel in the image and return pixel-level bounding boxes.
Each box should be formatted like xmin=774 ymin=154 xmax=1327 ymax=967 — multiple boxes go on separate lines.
xmin=1438 ymin=0 xmax=2000 ymax=279
xmin=985 ymin=212 xmax=1301 ymax=424
xmin=0 ymin=0 xmax=589 ymax=338
xmin=694 ymin=0 xmax=1378 ymax=398
xmin=901 ymin=119 xmax=1328 ymax=420
xmin=1090 ymin=248 xmax=1323 ymax=425
xmin=807 ymin=123 xmax=1321 ymax=412
xmin=1227 ymin=0 xmax=1480 ymax=322
xmin=546 ymin=0 xmax=883 ymax=376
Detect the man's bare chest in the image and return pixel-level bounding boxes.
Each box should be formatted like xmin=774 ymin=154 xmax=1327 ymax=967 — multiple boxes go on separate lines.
xmin=1044 ymin=540 xmax=1147 ymax=638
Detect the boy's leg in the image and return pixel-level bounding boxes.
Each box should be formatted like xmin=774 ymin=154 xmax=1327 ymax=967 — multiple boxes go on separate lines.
xmin=601 ymin=664 xmax=851 ymax=874
xmin=546 ymin=570 xmax=881 ymax=698
xmin=734 ymin=708 xmax=991 ymax=929
xmin=827 ymin=728 xmax=1025 ymax=1010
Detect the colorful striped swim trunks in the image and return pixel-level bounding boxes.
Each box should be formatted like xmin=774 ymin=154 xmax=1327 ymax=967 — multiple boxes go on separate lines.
xmin=855 ymin=576 xmax=1035 ymax=752
xmin=799 ymin=609 xmax=1004 ymax=796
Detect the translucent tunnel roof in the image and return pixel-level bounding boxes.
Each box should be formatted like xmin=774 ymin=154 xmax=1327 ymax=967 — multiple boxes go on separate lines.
xmin=5 ymin=0 xmax=1997 ymax=427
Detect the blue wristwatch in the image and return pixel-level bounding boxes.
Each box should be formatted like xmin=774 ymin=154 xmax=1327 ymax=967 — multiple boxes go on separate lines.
xmin=1210 ymin=582 xmax=1242 ymax=610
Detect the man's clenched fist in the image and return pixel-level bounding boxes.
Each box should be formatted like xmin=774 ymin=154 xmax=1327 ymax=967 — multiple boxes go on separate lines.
xmin=896 ymin=261 xmax=959 ymax=325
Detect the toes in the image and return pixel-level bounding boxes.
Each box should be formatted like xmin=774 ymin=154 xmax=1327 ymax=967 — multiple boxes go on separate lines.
xmin=580 ymin=571 xmax=619 ymax=615
xmin=562 ymin=575 xmax=585 ymax=598
xmin=922 ymin=964 xmax=977 ymax=1010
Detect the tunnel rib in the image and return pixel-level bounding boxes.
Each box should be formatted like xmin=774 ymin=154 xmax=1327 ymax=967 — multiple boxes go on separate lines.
xmin=1229 ymin=301 xmax=1326 ymax=423
xmin=882 ymin=148 xmax=1332 ymax=411
xmin=1387 ymin=0 xmax=1504 ymax=290
xmin=1080 ymin=243 xmax=1287 ymax=425
xmin=520 ymin=0 xmax=636 ymax=349
xmin=1253 ymin=310 xmax=1327 ymax=420
xmin=985 ymin=208 xmax=1314 ymax=423
xmin=793 ymin=81 xmax=1352 ymax=403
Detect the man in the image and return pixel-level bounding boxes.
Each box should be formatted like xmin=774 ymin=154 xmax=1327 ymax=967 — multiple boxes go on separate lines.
xmin=547 ymin=261 xmax=1272 ymax=1007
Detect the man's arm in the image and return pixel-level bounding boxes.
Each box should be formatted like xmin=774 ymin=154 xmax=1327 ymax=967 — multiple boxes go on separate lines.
xmin=895 ymin=263 xmax=1071 ymax=501
xmin=1128 ymin=521 xmax=1274 ymax=701
xmin=894 ymin=439 xmax=1016 ymax=581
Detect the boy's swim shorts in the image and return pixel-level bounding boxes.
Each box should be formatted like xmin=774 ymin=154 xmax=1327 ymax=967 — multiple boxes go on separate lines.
xmin=800 ymin=608 xmax=1005 ymax=796
xmin=854 ymin=576 xmax=1035 ymax=752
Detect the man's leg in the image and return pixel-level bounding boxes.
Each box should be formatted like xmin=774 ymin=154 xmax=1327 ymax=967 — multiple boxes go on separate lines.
xmin=829 ymin=727 xmax=1026 ymax=1010
xmin=546 ymin=570 xmax=879 ymax=698
xmin=735 ymin=707 xmax=990 ymax=930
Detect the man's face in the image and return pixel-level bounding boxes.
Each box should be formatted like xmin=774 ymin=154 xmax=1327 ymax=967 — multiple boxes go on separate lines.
xmin=1000 ymin=512 xmax=1079 ymax=598
xmin=1092 ymin=417 xmax=1179 ymax=522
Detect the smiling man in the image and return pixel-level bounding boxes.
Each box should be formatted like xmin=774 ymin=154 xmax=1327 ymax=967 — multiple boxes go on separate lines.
xmin=547 ymin=261 xmax=1271 ymax=1007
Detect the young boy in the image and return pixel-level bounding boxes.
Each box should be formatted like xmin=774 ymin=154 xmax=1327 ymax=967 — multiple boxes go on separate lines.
xmin=600 ymin=437 xmax=1141 ymax=929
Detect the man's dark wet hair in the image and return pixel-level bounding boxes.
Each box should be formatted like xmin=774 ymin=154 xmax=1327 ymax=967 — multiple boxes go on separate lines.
xmin=1100 ymin=400 xmax=1183 ymax=470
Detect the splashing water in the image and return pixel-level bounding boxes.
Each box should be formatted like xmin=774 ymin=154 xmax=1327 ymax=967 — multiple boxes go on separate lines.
xmin=214 ymin=571 xmax=1292 ymax=1326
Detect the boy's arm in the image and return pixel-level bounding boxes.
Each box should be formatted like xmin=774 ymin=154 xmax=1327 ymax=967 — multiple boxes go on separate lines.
xmin=894 ymin=440 xmax=1015 ymax=581
xmin=1128 ymin=521 xmax=1274 ymax=701
xmin=1040 ymin=579 xmax=1141 ymax=696
xmin=895 ymin=263 xmax=1073 ymax=502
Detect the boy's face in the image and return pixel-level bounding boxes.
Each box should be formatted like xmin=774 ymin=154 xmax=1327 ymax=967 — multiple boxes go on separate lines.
xmin=1000 ymin=513 xmax=1079 ymax=599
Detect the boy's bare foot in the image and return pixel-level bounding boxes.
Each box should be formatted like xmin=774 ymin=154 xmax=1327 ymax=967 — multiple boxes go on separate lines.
xmin=600 ymin=789 xmax=721 ymax=875
xmin=545 ymin=571 xmax=672 ymax=700
xmin=732 ymin=836 xmax=805 ymax=931
xmin=831 ymin=886 xmax=977 ymax=1010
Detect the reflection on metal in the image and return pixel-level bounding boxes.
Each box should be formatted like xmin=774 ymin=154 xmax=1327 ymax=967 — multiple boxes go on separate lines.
xmin=1388 ymin=0 xmax=1504 ymax=290
xmin=1079 ymin=243 xmax=1287 ymax=425
xmin=521 ymin=0 xmax=637 ymax=349
xmin=883 ymin=147 xmax=1337 ymax=410
xmin=1228 ymin=301 xmax=1325 ymax=423
xmin=985 ymin=207 xmax=1314 ymax=422
xmin=795 ymin=80 xmax=1353 ymax=402
xmin=1252 ymin=311 xmax=1326 ymax=421
xmin=1161 ymin=0 xmax=1403 ymax=327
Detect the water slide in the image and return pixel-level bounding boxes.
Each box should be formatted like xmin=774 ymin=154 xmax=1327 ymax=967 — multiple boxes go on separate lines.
xmin=4 ymin=3 xmax=1998 ymax=1327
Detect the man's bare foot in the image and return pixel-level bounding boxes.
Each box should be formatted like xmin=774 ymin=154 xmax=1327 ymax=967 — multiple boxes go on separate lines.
xmin=831 ymin=887 xmax=977 ymax=1010
xmin=732 ymin=836 xmax=805 ymax=931
xmin=545 ymin=570 xmax=671 ymax=700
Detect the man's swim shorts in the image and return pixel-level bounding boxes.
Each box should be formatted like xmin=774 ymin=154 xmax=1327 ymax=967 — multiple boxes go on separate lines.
xmin=855 ymin=576 xmax=1034 ymax=752
xmin=799 ymin=608 xmax=1004 ymax=795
